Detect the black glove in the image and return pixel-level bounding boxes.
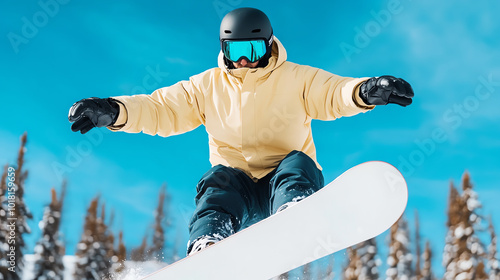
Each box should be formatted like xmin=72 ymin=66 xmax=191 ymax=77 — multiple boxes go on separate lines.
xmin=68 ymin=97 xmax=120 ymax=134
xmin=359 ymin=75 xmax=414 ymax=107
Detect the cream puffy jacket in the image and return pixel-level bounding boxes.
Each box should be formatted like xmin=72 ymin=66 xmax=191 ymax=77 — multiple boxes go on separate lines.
xmin=110 ymin=37 xmax=374 ymax=179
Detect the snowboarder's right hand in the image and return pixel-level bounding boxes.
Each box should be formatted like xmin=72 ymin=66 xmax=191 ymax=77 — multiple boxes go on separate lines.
xmin=68 ymin=97 xmax=120 ymax=134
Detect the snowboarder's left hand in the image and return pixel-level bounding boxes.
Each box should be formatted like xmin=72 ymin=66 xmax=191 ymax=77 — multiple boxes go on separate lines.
xmin=68 ymin=97 xmax=120 ymax=134
xmin=359 ymin=76 xmax=414 ymax=107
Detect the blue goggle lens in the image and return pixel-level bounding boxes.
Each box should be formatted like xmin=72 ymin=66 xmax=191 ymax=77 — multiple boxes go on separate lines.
xmin=223 ymin=40 xmax=267 ymax=63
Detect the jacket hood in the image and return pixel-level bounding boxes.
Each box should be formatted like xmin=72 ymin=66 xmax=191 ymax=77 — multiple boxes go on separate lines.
xmin=218 ymin=36 xmax=287 ymax=79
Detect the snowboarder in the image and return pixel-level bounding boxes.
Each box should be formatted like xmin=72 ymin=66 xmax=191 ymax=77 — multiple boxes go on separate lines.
xmin=68 ymin=7 xmax=414 ymax=256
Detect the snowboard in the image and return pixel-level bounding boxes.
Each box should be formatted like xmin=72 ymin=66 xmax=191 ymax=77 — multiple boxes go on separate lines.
xmin=142 ymin=161 xmax=408 ymax=280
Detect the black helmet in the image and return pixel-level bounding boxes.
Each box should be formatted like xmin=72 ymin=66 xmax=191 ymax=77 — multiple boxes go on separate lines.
xmin=220 ymin=7 xmax=273 ymax=42
xmin=220 ymin=8 xmax=274 ymax=68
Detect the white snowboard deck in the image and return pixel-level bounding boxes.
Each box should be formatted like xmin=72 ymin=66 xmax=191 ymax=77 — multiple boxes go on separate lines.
xmin=143 ymin=161 xmax=408 ymax=280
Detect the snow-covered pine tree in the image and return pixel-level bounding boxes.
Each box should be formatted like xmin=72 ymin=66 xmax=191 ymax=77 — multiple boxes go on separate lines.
xmin=443 ymin=182 xmax=460 ymax=278
xmin=386 ymin=216 xmax=414 ymax=280
xmin=463 ymin=172 xmax=488 ymax=277
xmin=74 ymin=197 xmax=100 ymax=279
xmin=113 ymin=232 xmax=126 ymax=274
xmin=129 ymin=185 xmax=171 ymax=263
xmin=102 ymin=204 xmax=117 ymax=263
xmin=343 ymin=245 xmax=361 ymax=280
xmin=319 ymin=254 xmax=334 ymax=280
xmin=301 ymin=262 xmax=312 ymax=280
xmin=343 ymin=237 xmax=380 ymax=280
xmin=359 ymin=238 xmax=381 ymax=279
xmin=275 ymin=271 xmax=289 ymax=280
xmin=0 ymin=133 xmax=33 ymax=280
xmin=131 ymin=236 xmax=148 ymax=262
xmin=100 ymin=204 xmax=125 ymax=278
xmin=421 ymin=241 xmax=435 ymax=280
xmin=443 ymin=172 xmax=488 ymax=280
xmin=97 ymin=207 xmax=125 ymax=277
xmin=74 ymin=197 xmax=115 ymax=280
xmin=415 ymin=211 xmax=421 ymax=280
xmin=32 ymin=184 xmax=67 ymax=280
xmin=149 ymin=185 xmax=168 ymax=261
xmin=488 ymin=218 xmax=500 ymax=280
xmin=11 ymin=133 xmax=33 ymax=274
xmin=16 ymin=133 xmax=33 ymax=279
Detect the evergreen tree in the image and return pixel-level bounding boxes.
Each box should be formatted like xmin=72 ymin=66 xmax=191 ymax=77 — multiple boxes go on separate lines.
xmin=421 ymin=241 xmax=435 ymax=280
xmin=130 ymin=236 xmax=148 ymax=262
xmin=320 ymin=254 xmax=335 ymax=280
xmin=130 ymin=185 xmax=171 ymax=263
xmin=344 ymin=245 xmax=361 ymax=280
xmin=32 ymin=184 xmax=67 ymax=280
xmin=301 ymin=262 xmax=312 ymax=280
xmin=386 ymin=216 xmax=414 ymax=280
xmin=415 ymin=211 xmax=421 ymax=280
xmin=344 ymin=238 xmax=380 ymax=280
xmin=443 ymin=172 xmax=488 ymax=280
xmin=488 ymin=218 xmax=500 ymax=280
xmin=275 ymin=271 xmax=289 ymax=279
xmin=463 ymin=173 xmax=487 ymax=278
xmin=100 ymin=207 xmax=127 ymax=276
xmin=100 ymin=203 xmax=117 ymax=267
xmin=0 ymin=133 xmax=33 ymax=280
xmin=74 ymin=197 xmax=116 ymax=280
xmin=443 ymin=182 xmax=460 ymax=279
xmin=149 ymin=185 xmax=168 ymax=261
xmin=359 ymin=238 xmax=380 ymax=279
xmin=12 ymin=133 xmax=32 ymax=270
xmin=113 ymin=232 xmax=127 ymax=274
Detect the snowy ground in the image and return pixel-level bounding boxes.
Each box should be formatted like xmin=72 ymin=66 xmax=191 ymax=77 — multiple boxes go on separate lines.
xmin=21 ymin=255 xmax=168 ymax=280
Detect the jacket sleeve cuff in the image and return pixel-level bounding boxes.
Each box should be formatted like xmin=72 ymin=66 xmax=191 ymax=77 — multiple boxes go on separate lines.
xmin=351 ymin=79 xmax=376 ymax=110
xmin=107 ymin=99 xmax=128 ymax=131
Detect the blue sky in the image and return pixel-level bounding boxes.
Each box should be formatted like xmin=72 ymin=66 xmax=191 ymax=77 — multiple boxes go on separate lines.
xmin=2 ymin=0 xmax=500 ymax=276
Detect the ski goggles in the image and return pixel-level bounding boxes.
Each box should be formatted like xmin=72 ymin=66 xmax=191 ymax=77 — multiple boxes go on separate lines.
xmin=222 ymin=39 xmax=267 ymax=63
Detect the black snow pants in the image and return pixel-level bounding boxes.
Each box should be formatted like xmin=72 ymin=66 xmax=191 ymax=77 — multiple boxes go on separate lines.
xmin=187 ymin=150 xmax=324 ymax=254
